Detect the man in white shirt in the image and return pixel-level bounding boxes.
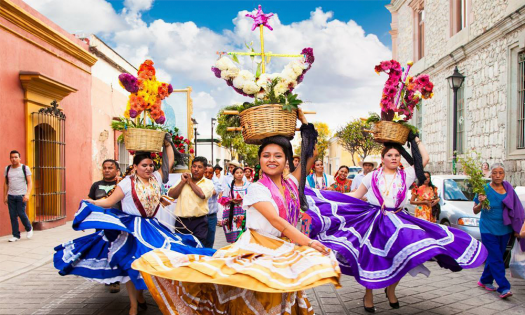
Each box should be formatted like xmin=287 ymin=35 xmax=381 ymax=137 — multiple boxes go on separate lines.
xmin=350 ymin=157 xmax=378 ymax=201
xmin=3 ymin=150 xmax=33 ymax=242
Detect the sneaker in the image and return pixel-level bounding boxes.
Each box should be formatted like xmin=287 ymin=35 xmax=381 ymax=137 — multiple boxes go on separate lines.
xmin=8 ymin=237 xmax=19 ymax=242
xmin=477 ymin=281 xmax=496 ymax=291
xmin=499 ymin=290 xmax=513 ymax=299
xmin=26 ymin=228 xmax=33 ymax=239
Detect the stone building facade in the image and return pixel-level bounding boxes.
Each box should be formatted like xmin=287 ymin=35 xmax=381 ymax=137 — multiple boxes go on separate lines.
xmin=387 ymin=0 xmax=525 ymax=185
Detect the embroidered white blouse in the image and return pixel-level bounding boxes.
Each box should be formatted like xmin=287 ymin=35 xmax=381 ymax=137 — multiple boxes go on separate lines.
xmin=117 ymin=171 xmax=162 ymax=216
xmin=243 ymin=175 xmax=299 ymax=237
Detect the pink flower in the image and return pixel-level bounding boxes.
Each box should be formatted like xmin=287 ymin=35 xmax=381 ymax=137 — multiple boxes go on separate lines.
xmin=416 ymin=74 xmax=430 ymax=86
xmin=380 ymin=60 xmax=392 ymax=71
xmin=383 ymin=85 xmax=397 ymax=97
xmin=390 ymin=60 xmax=402 ymax=71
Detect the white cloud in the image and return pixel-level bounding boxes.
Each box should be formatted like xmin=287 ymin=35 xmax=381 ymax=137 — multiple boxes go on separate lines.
xmin=24 ymin=0 xmax=125 ymax=35
xmin=124 ymin=0 xmax=154 ymax=13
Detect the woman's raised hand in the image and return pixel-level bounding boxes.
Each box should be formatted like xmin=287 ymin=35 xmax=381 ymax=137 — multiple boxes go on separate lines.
xmin=297 ymin=108 xmax=308 ymax=125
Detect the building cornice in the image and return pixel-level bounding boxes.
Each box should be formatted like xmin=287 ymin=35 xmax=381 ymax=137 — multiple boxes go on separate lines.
xmin=386 ymin=0 xmax=406 ymax=13
xmin=417 ymin=4 xmax=525 ymax=75
xmin=19 ymin=71 xmax=77 ymax=107
xmin=0 ymin=0 xmax=97 ymax=67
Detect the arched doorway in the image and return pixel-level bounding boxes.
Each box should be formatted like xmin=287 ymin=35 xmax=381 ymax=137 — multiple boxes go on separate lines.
xmin=31 ymin=101 xmax=66 ymax=223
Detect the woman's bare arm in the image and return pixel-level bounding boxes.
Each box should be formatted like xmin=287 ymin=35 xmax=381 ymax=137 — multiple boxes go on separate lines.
xmin=86 ymin=186 xmax=125 ymax=208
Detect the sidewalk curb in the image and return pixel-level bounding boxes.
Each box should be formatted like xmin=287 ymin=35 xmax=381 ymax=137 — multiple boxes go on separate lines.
xmin=0 ymin=254 xmax=53 ymax=283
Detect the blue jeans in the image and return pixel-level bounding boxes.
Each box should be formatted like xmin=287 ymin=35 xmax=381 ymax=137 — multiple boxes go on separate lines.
xmin=7 ymin=195 xmax=32 ymax=239
xmin=204 ymin=213 xmax=217 ymax=248
xmin=480 ymin=233 xmax=511 ymax=293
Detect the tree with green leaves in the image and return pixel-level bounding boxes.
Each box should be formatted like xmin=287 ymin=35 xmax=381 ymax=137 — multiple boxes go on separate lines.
xmin=336 ymin=119 xmax=382 ymax=166
xmin=216 ymin=105 xmax=259 ymax=166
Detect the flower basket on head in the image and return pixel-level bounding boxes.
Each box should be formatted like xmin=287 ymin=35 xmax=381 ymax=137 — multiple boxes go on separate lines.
xmin=213 ymin=6 xmax=316 ymax=144
xmin=239 ymin=104 xmax=297 ymax=145
xmin=123 ymin=128 xmax=166 ymax=152
xmin=112 ymin=60 xmax=174 ymax=153
xmin=366 ymin=60 xmax=434 ymax=144
xmin=370 ymin=121 xmax=410 ymax=145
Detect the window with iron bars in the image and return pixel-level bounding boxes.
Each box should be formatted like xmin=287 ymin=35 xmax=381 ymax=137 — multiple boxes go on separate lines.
xmin=518 ymin=52 xmax=525 ymax=149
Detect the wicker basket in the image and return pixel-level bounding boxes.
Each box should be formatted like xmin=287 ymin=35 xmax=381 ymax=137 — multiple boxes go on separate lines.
xmin=371 ymin=121 xmax=410 ymax=145
xmin=239 ymin=104 xmax=297 ymax=145
xmin=123 ymin=128 xmax=166 ymax=152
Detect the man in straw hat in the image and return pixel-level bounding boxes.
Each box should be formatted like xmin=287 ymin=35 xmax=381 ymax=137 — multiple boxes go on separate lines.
xmin=351 ymin=156 xmax=378 ymax=192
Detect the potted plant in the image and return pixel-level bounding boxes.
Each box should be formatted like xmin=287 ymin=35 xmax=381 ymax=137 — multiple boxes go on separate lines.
xmin=366 ymin=60 xmax=434 ymax=144
xmin=111 ymin=60 xmax=174 ymax=152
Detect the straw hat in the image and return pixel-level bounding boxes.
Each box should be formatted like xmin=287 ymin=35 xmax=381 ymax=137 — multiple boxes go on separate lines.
xmin=229 ymin=160 xmax=241 ymax=168
xmin=359 ymin=156 xmax=378 ymax=168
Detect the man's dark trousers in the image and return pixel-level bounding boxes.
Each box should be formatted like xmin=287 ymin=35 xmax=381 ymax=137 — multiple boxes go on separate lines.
xmin=8 ymin=195 xmax=32 ymax=239
xmin=175 ymin=216 xmax=208 ymax=246
xmin=204 ymin=213 xmax=217 ymax=248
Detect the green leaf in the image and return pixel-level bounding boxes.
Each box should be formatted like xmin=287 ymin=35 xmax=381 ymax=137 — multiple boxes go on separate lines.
xmin=250 ymin=48 xmax=255 ymax=61
xmin=231 ymin=54 xmax=240 ymax=64
xmin=255 ymin=62 xmax=262 ymax=79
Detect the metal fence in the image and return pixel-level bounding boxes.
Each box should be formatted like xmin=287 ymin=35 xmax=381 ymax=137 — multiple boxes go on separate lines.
xmin=31 ymin=100 xmax=66 ymax=222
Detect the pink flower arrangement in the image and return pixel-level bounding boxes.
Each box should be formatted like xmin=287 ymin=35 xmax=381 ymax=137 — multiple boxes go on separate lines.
xmin=374 ymin=60 xmax=434 ymax=121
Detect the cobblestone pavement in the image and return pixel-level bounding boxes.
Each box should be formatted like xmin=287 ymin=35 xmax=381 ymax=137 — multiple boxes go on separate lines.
xmin=0 ymin=227 xmax=524 ymax=315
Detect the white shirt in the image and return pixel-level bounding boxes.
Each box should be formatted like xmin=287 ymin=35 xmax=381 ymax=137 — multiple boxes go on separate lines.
xmin=243 ymin=175 xmax=299 ymax=237
xmin=361 ymin=167 xmax=416 ymax=208
xmin=118 ymin=171 xmax=162 ymax=216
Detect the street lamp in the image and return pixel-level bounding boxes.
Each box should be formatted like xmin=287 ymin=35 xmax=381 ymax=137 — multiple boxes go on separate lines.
xmin=446 ymin=66 xmax=465 ymax=175
xmin=211 ymin=117 xmax=216 ymax=164
xmin=193 ymin=119 xmax=199 ymax=156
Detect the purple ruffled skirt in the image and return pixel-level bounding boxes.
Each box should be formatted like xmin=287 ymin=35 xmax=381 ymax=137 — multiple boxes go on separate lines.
xmin=304 ymin=188 xmax=488 ymax=289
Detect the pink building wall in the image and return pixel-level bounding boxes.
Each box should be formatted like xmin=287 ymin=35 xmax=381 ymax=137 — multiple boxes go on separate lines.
xmin=0 ymin=0 xmax=93 ymax=236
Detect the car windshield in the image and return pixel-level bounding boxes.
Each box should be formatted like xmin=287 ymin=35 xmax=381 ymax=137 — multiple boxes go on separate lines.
xmin=443 ymin=179 xmax=489 ymax=201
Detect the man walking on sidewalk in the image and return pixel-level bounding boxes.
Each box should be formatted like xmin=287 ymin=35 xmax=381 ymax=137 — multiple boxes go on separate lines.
xmin=3 ymin=150 xmax=33 ymax=242
xmin=88 ymin=159 xmax=121 ymax=293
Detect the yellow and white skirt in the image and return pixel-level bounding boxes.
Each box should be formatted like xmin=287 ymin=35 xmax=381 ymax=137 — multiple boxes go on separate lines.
xmin=132 ymin=229 xmax=341 ymax=315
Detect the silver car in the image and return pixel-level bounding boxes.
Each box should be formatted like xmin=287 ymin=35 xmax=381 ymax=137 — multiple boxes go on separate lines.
xmin=405 ymin=175 xmax=490 ymax=241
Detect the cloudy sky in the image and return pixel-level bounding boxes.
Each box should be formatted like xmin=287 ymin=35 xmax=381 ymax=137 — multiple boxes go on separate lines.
xmin=26 ymin=0 xmax=393 ymax=138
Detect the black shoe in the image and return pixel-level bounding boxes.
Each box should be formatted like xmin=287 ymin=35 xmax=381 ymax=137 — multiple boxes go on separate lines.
xmin=362 ymin=296 xmax=376 ymax=313
xmin=138 ymin=301 xmax=148 ymax=310
xmin=385 ymin=288 xmax=400 ymax=309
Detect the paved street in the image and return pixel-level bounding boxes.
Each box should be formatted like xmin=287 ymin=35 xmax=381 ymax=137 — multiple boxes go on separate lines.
xmin=0 ymin=224 xmax=524 ymax=315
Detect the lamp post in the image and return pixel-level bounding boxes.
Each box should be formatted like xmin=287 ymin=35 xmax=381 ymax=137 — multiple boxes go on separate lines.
xmin=193 ymin=120 xmax=199 ymax=156
xmin=446 ymin=66 xmax=465 ymax=175
xmin=211 ymin=117 xmax=216 ymax=165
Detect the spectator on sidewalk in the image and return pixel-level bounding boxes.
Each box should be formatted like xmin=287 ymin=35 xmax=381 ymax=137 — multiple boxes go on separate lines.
xmin=89 ymin=159 xmax=122 ymax=210
xmin=88 ymin=159 xmax=122 ymax=293
xmin=474 ymin=163 xmax=524 ymax=299
xmin=293 ymin=155 xmax=301 ymax=169
xmin=203 ymin=164 xmax=222 ymax=248
xmin=306 ymin=160 xmax=334 ymax=190
xmin=169 ymin=156 xmax=214 ymax=246
xmin=3 ymin=150 xmax=33 ymax=242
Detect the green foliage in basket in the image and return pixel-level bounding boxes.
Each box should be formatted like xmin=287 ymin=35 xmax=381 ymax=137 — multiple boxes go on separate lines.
xmin=459 ymin=153 xmax=491 ymax=210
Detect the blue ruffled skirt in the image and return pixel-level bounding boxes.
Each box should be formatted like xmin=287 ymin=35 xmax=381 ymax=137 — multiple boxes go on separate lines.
xmin=54 ymin=201 xmax=216 ymax=290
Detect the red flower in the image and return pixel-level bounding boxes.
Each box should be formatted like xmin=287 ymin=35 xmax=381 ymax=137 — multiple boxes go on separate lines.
xmin=189 ymin=148 xmax=194 ymax=154
xmin=184 ymin=139 xmax=190 ymax=144
xmin=129 ymin=150 xmax=135 ymax=155
xmin=179 ymin=149 xmax=185 ymax=153
xmin=151 ymin=153 xmax=157 ymax=158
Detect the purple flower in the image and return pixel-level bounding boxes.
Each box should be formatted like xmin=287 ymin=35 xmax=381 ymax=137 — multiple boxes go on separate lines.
xmin=129 ymin=109 xmax=138 ymax=118
xmin=233 ymin=86 xmax=254 ymax=98
xmin=155 ymin=116 xmax=166 ymax=124
xmin=211 ymin=67 xmax=222 ymax=78
xmin=167 ymin=84 xmax=173 ymax=94
xmin=296 ymin=74 xmax=304 ymax=84
xmin=226 ymin=79 xmax=233 ymax=87
xmin=119 ymin=73 xmax=139 ymax=93
xmin=301 ymin=47 xmax=315 ymax=65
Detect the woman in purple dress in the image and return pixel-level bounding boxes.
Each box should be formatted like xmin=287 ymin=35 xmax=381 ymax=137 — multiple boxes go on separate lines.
xmin=303 ymin=139 xmax=488 ymax=313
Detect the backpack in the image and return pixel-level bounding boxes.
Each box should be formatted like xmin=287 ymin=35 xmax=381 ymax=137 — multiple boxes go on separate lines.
xmin=5 ymin=164 xmax=28 ymax=185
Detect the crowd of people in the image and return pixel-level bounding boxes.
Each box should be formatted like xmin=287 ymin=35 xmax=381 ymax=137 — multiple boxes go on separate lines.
xmin=4 ymin=112 xmax=525 ymax=315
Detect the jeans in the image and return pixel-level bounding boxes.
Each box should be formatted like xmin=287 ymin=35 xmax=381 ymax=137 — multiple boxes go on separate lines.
xmin=7 ymin=195 xmax=32 ymax=239
xmin=204 ymin=213 xmax=217 ymax=248
xmin=480 ymin=233 xmax=511 ymax=293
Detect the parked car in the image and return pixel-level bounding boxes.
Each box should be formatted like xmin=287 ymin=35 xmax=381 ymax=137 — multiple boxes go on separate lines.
xmin=347 ymin=167 xmax=362 ymax=180
xmin=405 ymin=175 xmax=490 ymax=241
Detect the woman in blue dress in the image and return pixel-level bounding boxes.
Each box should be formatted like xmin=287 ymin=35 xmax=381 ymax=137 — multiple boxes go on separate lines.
xmin=54 ymin=141 xmax=215 ymax=315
